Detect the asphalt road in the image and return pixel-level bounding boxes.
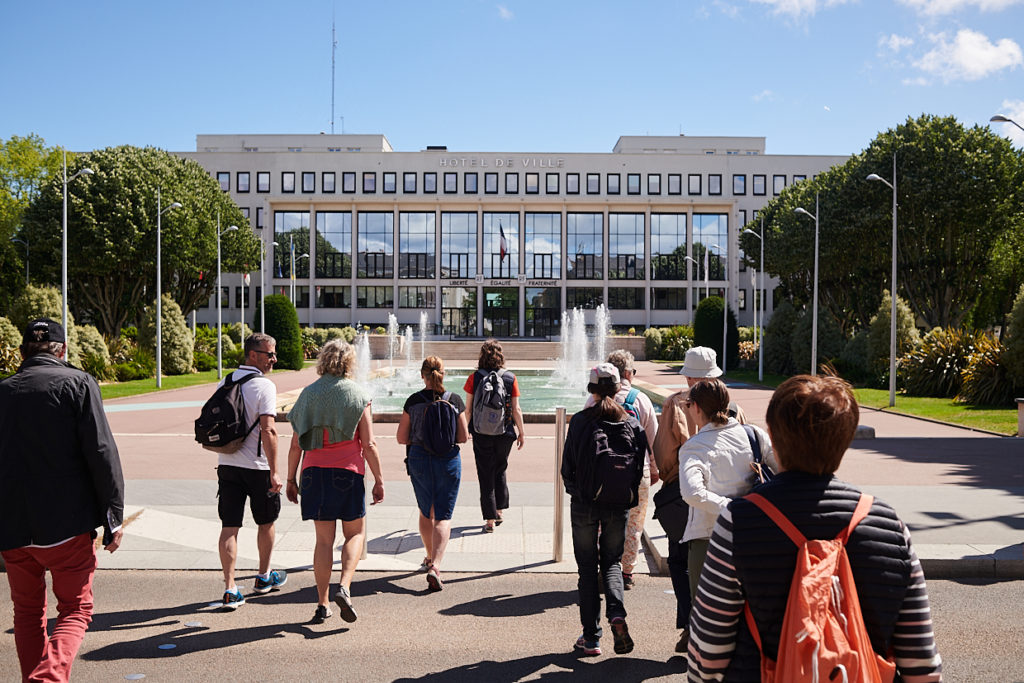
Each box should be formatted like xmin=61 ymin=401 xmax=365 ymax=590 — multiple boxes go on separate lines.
xmin=1 ymin=571 xmax=1020 ymax=682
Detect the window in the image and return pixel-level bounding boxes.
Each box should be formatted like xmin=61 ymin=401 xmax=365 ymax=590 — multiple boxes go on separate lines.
xmin=546 ymin=173 xmax=559 ymax=194
xmin=465 ymin=172 xmax=478 ymax=194
xmin=609 ymin=213 xmax=644 ymax=280
xmin=322 ymin=172 xmax=336 ymax=193
xmin=342 ymin=172 xmax=356 ymax=193
xmin=525 ymin=213 xmax=561 ymax=278
xmin=709 ymin=174 xmax=722 ymax=196
xmin=383 ymin=172 xmax=397 ymax=193
xmin=315 ymin=211 xmax=352 ymax=278
xmin=257 ymin=172 xmax=270 ymax=193
xmin=668 ymin=174 xmax=681 ymax=195
xmin=237 ymin=172 xmax=250 ymax=193
xmin=566 ymin=287 xmax=603 ymax=309
xmin=587 ymin=173 xmax=600 ymax=194
xmin=302 ymin=172 xmax=314 ymax=193
xmin=282 ymin=172 xmax=295 ymax=193
xmin=218 ymin=286 xmax=230 ymax=307
xmin=362 ymin=172 xmax=376 ymax=193
xmin=753 ymin=174 xmax=766 ymax=195
xmin=444 ymin=172 xmax=457 ymax=193
xmin=442 ymin=286 xmax=477 ymax=336
xmin=651 ymin=288 xmax=687 ymax=310
xmin=482 ymin=212 xmax=518 ymax=278
xmin=273 ymin=211 xmax=310 ymax=279
xmin=399 ymin=286 xmax=436 ymax=308
xmin=733 ymin=174 xmax=746 ymax=195
xmin=607 ymin=173 xmax=620 ymax=194
xmin=440 ymin=213 xmax=477 ymax=278
xmin=234 ymin=286 xmax=249 ymax=309
xmin=357 ymin=286 xmax=393 ymax=309
xmin=773 ymin=174 xmax=786 ymax=195
xmin=688 ymin=174 xmax=701 ymax=195
xmin=608 ymin=287 xmax=644 ymax=309
xmin=793 ymin=174 xmax=806 ymax=183
xmin=566 ymin=173 xmax=580 ymax=194
xmin=651 ymin=214 xmax=687 ymax=280
xmin=647 ymin=174 xmax=661 ymax=195
xmin=694 ymin=213 xmax=728 ymax=281
xmin=525 ymin=173 xmax=539 ymax=194
xmin=357 ymin=212 xmax=394 ymax=278
xmin=525 ymin=287 xmax=561 ymax=337
xmin=504 ymin=173 xmax=519 ymax=194
xmin=738 ymin=289 xmax=747 ymax=311
xmin=256 ymin=207 xmax=264 ymax=229
xmin=484 ymin=172 xmax=498 ymax=194
xmin=316 ymin=285 xmax=351 ymax=308
xmin=627 ymin=174 xmax=641 ymax=195
xmin=399 ymin=212 xmax=435 ymax=278
xmin=567 ymin=213 xmax=603 ymax=279
xmin=217 ymin=172 xmax=230 ymax=191
xmin=404 ymin=172 xmax=417 ymax=193
xmin=424 ymin=172 xmax=437 ymax=194
xmin=240 ymin=207 xmax=250 ymax=221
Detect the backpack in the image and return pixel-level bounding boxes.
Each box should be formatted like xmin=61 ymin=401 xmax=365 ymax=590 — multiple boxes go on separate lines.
xmin=415 ymin=390 xmax=459 ymax=457
xmin=743 ymin=424 xmax=774 ymax=485
xmin=576 ymin=419 xmax=644 ymax=508
xmin=194 ymin=371 xmax=261 ymax=454
xmin=472 ymin=370 xmax=510 ymax=436
xmin=622 ymin=387 xmax=641 ymax=422
xmin=742 ymin=492 xmax=897 ymax=683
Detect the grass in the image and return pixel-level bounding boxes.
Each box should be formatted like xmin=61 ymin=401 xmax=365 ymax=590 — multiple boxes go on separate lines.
xmin=99 ymin=362 xmax=313 ymax=401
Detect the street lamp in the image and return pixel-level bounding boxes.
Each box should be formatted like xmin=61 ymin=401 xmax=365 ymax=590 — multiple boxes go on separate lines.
xmin=990 ymin=114 xmax=1024 ymax=133
xmin=742 ymin=220 xmax=764 ymax=382
xmin=794 ymin=193 xmax=820 ymax=376
xmin=711 ymin=243 xmax=727 ymax=374
xmin=684 ymin=255 xmax=698 ymax=325
xmin=217 ymin=221 xmax=238 ymax=379
xmin=264 ymin=239 xmax=279 ymax=333
xmin=61 ymin=151 xmax=93 ymax=348
xmin=10 ymin=238 xmax=28 ymax=286
xmin=156 ymin=188 xmax=182 ymax=388
xmin=867 ymin=153 xmax=898 ymax=407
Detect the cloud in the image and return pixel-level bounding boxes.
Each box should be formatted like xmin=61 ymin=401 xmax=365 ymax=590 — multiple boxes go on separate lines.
xmin=752 ymin=89 xmax=776 ymax=102
xmin=991 ymin=98 xmax=1024 ymax=146
xmin=879 ymin=33 xmax=915 ymax=52
xmin=747 ymin=0 xmax=852 ymax=19
xmin=714 ymin=0 xmax=742 ymax=17
xmin=915 ymin=28 xmax=1022 ymax=80
xmin=496 ymin=4 xmax=513 ymax=20
xmin=902 ymin=75 xmax=931 ymax=85
xmin=898 ymin=0 xmax=1023 ymax=15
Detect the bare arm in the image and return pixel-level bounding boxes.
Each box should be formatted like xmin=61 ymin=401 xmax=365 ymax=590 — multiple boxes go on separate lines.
xmin=260 ymin=414 xmax=281 ymax=493
xmin=464 ymin=391 xmax=473 ymax=429
xmin=512 ymin=395 xmax=525 ymax=449
xmin=456 ymin=410 xmax=469 ymax=444
xmin=396 ymin=412 xmax=411 ymax=445
xmin=358 ymin=406 xmax=385 ymax=504
xmin=285 ymin=431 xmax=303 ymax=504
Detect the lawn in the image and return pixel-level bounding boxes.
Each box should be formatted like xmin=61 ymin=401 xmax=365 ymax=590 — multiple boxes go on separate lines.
xmin=99 ymin=363 xmax=312 ymax=400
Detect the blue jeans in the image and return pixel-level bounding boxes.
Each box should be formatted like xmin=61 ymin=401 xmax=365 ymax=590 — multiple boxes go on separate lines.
xmin=570 ymin=498 xmax=628 ymax=641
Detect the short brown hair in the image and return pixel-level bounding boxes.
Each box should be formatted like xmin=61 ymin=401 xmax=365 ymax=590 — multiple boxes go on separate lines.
xmin=478 ymin=339 xmax=504 ymax=371
xmin=688 ymin=378 xmax=730 ymax=425
xmin=316 ymin=339 xmax=355 ymax=378
xmin=766 ymin=374 xmax=859 ymax=475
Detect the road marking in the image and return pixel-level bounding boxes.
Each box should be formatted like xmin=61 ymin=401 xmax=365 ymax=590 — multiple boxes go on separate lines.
xmin=105 ymin=401 xmax=206 ymax=413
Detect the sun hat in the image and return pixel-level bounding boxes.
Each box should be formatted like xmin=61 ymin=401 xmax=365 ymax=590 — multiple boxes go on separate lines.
xmin=587 ymin=362 xmax=621 ymax=396
xmin=679 ymin=346 xmax=722 ymax=378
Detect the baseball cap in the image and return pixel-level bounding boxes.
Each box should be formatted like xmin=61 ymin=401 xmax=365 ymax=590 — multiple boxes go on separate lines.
xmin=679 ymin=346 xmax=722 ymax=378
xmin=22 ymin=318 xmax=66 ymax=345
xmin=587 ymin=362 xmax=621 ymax=395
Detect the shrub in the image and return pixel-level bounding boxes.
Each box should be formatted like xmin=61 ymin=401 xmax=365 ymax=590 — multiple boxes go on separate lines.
xmin=257 ymin=295 xmax=303 ymax=370
xmin=644 ymin=328 xmax=663 ymax=360
xmin=75 ymin=325 xmax=110 ymax=365
xmin=9 ymin=285 xmax=80 ymax=366
xmin=121 ymin=326 xmax=138 ymax=342
xmin=223 ymin=347 xmax=244 ymax=369
xmin=790 ymin=307 xmax=845 ymax=376
xmin=374 ymin=326 xmax=386 ymax=335
xmin=1003 ymin=283 xmax=1024 ymax=390
xmin=301 ymin=328 xmax=321 ymax=359
xmin=694 ymin=296 xmax=739 ymax=368
xmin=0 ymin=317 xmax=20 ymax=347
xmin=661 ymin=325 xmax=694 ymax=361
xmin=81 ymin=353 xmax=113 ymax=381
xmin=737 ymin=326 xmax=756 ymax=343
xmin=0 ymin=341 xmax=19 ymax=377
xmin=902 ymin=327 xmax=978 ymax=398
xmin=224 ymin=322 xmax=252 ymax=346
xmin=194 ymin=351 xmax=217 ymax=372
xmin=194 ymin=325 xmax=218 ymax=355
xmin=764 ymin=301 xmax=798 ymax=375
xmin=738 ymin=340 xmax=757 ymax=361
xmin=957 ymin=334 xmax=1015 ymax=406
xmin=867 ymin=290 xmax=920 ymax=378
xmin=837 ymin=329 xmax=871 ymax=382
xmin=139 ymin=294 xmax=194 ymax=375
xmin=111 ymin=345 xmax=156 ymax=381
xmin=340 ymin=326 xmax=358 ymax=343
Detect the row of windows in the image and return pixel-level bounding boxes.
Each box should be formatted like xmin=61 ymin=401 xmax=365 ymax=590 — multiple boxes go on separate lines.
xmin=217 ymin=170 xmax=807 ymax=198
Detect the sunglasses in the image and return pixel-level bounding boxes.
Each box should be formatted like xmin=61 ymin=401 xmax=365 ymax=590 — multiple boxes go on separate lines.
xmin=252 ymin=349 xmax=277 ymax=359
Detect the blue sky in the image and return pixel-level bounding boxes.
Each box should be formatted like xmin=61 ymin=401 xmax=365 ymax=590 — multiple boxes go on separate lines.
xmin=2 ymin=0 xmax=1022 ymax=156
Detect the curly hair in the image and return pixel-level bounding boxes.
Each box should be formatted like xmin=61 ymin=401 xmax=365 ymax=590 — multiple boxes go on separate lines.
xmin=478 ymin=339 xmax=505 ymax=371
xmin=316 ymin=339 xmax=356 ymax=378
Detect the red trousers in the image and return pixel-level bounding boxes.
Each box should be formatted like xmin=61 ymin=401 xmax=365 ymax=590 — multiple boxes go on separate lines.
xmin=2 ymin=533 xmax=97 ymax=682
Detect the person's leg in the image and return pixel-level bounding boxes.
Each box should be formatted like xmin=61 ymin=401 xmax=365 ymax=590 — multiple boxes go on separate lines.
xmin=687 ymin=538 xmax=711 ymax=601
xmin=474 ymin=435 xmax=498 ymax=521
xmin=219 ymin=528 xmax=241 ymax=590
xmin=621 ymin=471 xmax=650 ymax=576
xmin=417 ymin=512 xmax=434 ymax=562
xmin=339 ymin=517 xmax=365 ymax=589
xmin=256 ymin=522 xmax=276 ymax=576
xmin=313 ymin=520 xmax=337 ymax=606
xmin=431 ymin=517 xmax=452 ymax=568
xmin=598 ymin=507 xmax=629 ymax=622
xmin=216 ymin=465 xmax=246 ymax=592
xmin=250 ymin=468 xmax=282 ymax=576
xmin=431 ymin=449 xmax=460 ymax=569
xmin=34 ymin=533 xmax=97 ymax=682
xmin=492 ymin=435 xmax=514 ymax=515
xmin=667 ymin=539 xmax=692 ymax=629
xmin=569 ymin=500 xmax=602 ymax=642
xmin=2 ymin=547 xmax=48 ymax=681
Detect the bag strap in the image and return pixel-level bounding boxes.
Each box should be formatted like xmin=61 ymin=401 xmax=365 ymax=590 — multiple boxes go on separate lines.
xmin=837 ymin=493 xmax=874 ymax=545
xmin=623 ymin=387 xmax=639 ymax=411
xmin=742 ymin=424 xmax=762 ymax=465
xmin=745 ymin=493 xmax=806 ymax=546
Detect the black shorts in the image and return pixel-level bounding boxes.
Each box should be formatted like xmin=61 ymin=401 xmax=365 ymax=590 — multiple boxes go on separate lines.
xmin=217 ymin=465 xmax=281 ymax=528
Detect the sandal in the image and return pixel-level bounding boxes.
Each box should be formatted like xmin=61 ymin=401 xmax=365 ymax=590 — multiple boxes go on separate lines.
xmin=420 ymin=557 xmax=433 ymax=573
xmin=495 ymin=511 xmax=504 ymax=526
xmin=483 ymin=521 xmax=495 ymax=533
xmin=426 ymin=566 xmax=443 ymax=591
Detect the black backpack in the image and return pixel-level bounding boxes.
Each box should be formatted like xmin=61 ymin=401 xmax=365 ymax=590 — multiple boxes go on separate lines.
xmin=414 ymin=391 xmax=459 ymax=457
xmin=576 ymin=419 xmax=644 ymax=508
xmin=195 ymin=371 xmax=261 ymax=454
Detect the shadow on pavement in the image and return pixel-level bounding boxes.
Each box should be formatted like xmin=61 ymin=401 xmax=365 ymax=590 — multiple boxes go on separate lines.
xmin=393 ymin=651 xmax=685 ymax=682
xmin=439 ymin=590 xmax=576 ymax=618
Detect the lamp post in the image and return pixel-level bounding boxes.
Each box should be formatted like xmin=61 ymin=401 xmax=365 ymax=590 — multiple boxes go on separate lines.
xmin=711 ymin=243 xmax=727 ymax=374
xmin=990 ymin=114 xmax=1024 ymax=133
xmin=10 ymin=238 xmax=28 ymax=285
xmin=264 ymin=239 xmax=279 ymax=333
xmin=61 ymin=151 xmax=94 ymax=349
xmin=155 ymin=188 xmax=182 ymax=388
xmin=794 ymin=193 xmax=820 ymax=376
xmin=217 ymin=221 xmax=238 ymax=379
xmin=684 ymin=255 xmax=698 ymax=325
xmin=742 ymin=222 xmax=764 ymax=382
xmin=867 ymin=153 xmax=898 ymax=407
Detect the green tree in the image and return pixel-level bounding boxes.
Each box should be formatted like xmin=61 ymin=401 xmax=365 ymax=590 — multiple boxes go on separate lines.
xmin=693 ymin=296 xmax=739 ymax=369
xmin=139 ymin=294 xmax=194 ymax=375
xmin=867 ymin=290 xmax=920 ymax=376
xmin=764 ymin=300 xmax=799 ymax=375
xmin=9 ymin=284 xmax=80 ymax=366
xmin=1003 ymin=284 xmax=1024 ymax=390
xmin=21 ymin=146 xmax=259 ymax=337
xmin=790 ymin=306 xmax=845 ymax=376
xmin=255 ymin=294 xmax=303 ymax=370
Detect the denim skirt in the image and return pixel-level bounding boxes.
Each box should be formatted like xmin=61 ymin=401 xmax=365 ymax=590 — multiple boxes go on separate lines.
xmin=300 ymin=466 xmax=366 ymax=522
xmin=407 ymin=444 xmax=461 ymax=520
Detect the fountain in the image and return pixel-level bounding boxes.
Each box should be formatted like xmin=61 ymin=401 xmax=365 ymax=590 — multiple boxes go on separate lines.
xmin=403 ymin=327 xmax=415 ymax=369
xmin=419 ymin=310 xmax=429 ymax=362
xmin=354 ymin=332 xmax=371 ymax=385
xmin=386 ymin=313 xmax=399 ymax=370
xmin=594 ymin=304 xmax=612 ymax=365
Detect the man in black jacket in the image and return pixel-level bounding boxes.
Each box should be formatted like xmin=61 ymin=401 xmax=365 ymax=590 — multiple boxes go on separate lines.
xmin=0 ymin=318 xmax=125 ymax=682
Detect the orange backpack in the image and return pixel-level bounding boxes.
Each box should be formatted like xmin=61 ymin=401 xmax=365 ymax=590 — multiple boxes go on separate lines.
xmin=743 ymin=492 xmax=897 ymax=683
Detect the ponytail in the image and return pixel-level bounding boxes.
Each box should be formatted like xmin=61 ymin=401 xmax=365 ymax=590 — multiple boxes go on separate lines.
xmin=421 ymin=355 xmax=446 ymax=393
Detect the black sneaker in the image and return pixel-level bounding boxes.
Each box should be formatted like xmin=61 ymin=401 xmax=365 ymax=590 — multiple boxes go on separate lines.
xmin=610 ymin=617 xmax=634 ymax=655
xmin=311 ymin=605 xmax=332 ymax=624
xmin=253 ymin=569 xmax=287 ymax=594
xmin=675 ymin=628 xmax=690 ymax=653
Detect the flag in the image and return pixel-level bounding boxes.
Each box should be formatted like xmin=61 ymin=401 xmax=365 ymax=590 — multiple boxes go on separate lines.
xmin=499 ymin=223 xmax=508 ymax=262
xmin=244 ymin=272 xmax=251 ymax=286
xmin=751 ymin=268 xmax=756 ymax=288
xmin=703 ymin=248 xmax=709 ymax=287
xmin=290 ymin=242 xmax=295 ymax=281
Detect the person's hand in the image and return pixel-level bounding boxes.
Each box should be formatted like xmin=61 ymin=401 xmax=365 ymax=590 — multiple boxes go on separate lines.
xmin=104 ymin=529 xmax=123 ymax=553
xmin=650 ymin=468 xmax=660 ymax=486
xmin=286 ymin=479 xmax=299 ymax=504
xmin=269 ymin=473 xmax=283 ymax=495
xmin=517 ymin=433 xmax=525 ymax=450
xmin=371 ymin=480 xmax=384 ymax=505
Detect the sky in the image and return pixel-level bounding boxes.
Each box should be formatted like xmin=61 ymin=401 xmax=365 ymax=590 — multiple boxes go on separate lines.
xmin=1 ymin=0 xmax=1022 ymax=156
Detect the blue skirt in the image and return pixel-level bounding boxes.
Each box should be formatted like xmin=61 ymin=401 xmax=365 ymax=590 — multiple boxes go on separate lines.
xmin=407 ymin=444 xmax=461 ymax=520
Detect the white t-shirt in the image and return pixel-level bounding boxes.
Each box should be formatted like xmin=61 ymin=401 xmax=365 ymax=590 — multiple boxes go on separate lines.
xmin=216 ymin=365 xmax=277 ymax=471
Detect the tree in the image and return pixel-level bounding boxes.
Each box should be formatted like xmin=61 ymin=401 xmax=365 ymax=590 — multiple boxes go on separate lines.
xmin=140 ymin=294 xmax=194 ymax=375
xmin=21 ymin=146 xmax=259 ymax=337
xmin=693 ymin=296 xmax=739 ymax=369
xmin=867 ymin=290 xmax=920 ymax=375
xmin=255 ymin=294 xmax=303 ymax=370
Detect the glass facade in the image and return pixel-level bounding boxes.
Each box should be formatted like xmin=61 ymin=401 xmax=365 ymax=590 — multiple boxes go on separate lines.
xmin=398 ymin=212 xmax=435 ymax=278
xmin=608 ymin=287 xmax=644 ymax=309
xmin=566 ymin=287 xmax=603 ymax=309
xmin=440 ymin=212 xmax=476 ymax=278
xmin=316 ymin=285 xmax=351 ymax=308
xmin=693 ymin=213 xmax=728 ymax=280
xmin=608 ymin=213 xmax=644 ymax=280
xmin=524 ymin=213 xmax=561 ymax=279
xmin=482 ymin=212 xmax=518 ymax=278
xmin=651 ymin=213 xmax=687 ymax=280
xmin=357 ymin=212 xmax=394 ymax=278
xmin=399 ymin=286 xmax=436 ymax=308
xmin=274 ymin=211 xmax=310 ymax=279
xmin=315 ymin=212 xmax=352 ymax=278
xmin=525 ymin=287 xmax=560 ymax=336
xmin=357 ymin=285 xmax=393 ymax=308
xmin=567 ymin=213 xmax=602 ymax=279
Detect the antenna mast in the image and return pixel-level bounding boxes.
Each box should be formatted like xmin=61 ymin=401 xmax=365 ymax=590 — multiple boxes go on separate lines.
xmin=331 ymin=13 xmax=337 ymax=134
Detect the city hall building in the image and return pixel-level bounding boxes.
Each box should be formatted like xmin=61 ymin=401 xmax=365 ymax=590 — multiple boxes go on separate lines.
xmin=183 ymin=134 xmax=847 ymax=337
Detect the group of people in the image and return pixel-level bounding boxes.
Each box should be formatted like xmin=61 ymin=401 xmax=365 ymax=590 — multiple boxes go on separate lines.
xmin=0 ymin=317 xmax=942 ymax=682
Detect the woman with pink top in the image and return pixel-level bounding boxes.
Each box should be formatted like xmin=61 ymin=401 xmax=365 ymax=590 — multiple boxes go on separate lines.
xmin=286 ymin=340 xmax=384 ymax=625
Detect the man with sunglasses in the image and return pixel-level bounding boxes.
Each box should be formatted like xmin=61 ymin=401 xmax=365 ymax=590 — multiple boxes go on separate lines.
xmin=215 ymin=333 xmax=287 ymax=608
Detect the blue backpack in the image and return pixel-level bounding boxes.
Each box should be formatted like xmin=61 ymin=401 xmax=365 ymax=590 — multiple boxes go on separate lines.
xmin=622 ymin=388 xmax=641 ymax=422
xmin=415 ymin=391 xmax=459 ymax=457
